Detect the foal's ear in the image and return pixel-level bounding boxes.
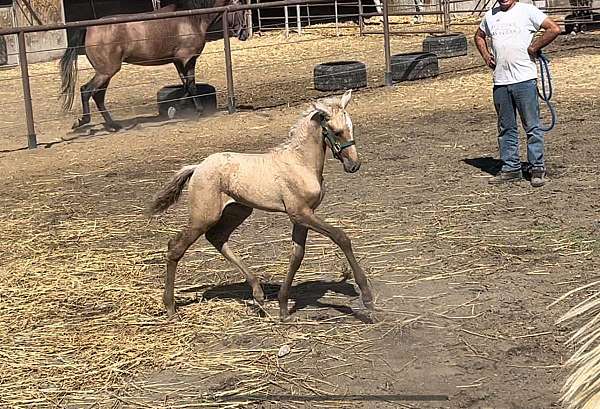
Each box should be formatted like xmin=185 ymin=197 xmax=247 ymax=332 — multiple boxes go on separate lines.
xmin=310 ymin=101 xmax=332 ymax=123
xmin=340 ymin=89 xmax=353 ymax=109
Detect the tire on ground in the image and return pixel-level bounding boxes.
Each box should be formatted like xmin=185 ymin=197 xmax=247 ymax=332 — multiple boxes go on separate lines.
xmin=391 ymin=52 xmax=439 ymax=82
xmin=422 ymin=33 xmax=468 ymax=58
xmin=0 ymin=36 xmax=7 ymax=66
xmin=314 ymin=61 xmax=367 ymax=91
xmin=157 ymin=83 xmax=217 ymax=118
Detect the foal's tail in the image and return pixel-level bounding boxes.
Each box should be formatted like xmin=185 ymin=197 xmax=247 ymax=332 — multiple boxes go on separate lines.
xmin=59 ymin=29 xmax=86 ymax=112
xmin=148 ymin=165 xmax=198 ymax=215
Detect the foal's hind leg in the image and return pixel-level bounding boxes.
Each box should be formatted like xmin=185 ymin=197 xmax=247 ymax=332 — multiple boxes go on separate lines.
xmin=92 ymin=78 xmax=121 ymax=131
xmin=164 ymin=224 xmax=206 ymax=319
xmin=205 ymin=203 xmax=265 ymax=305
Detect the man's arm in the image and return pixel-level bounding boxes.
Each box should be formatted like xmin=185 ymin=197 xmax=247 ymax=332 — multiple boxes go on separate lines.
xmin=528 ymin=17 xmax=561 ymax=56
xmin=474 ymin=28 xmax=495 ymax=69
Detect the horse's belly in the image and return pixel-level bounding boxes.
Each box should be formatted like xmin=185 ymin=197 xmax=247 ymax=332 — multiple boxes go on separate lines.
xmin=123 ymin=47 xmax=174 ymax=65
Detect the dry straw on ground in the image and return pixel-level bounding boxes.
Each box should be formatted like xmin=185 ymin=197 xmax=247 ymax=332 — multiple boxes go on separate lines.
xmin=555 ymin=281 xmax=600 ymax=409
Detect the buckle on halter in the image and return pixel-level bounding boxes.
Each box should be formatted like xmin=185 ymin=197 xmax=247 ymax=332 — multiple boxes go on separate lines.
xmin=321 ymin=125 xmax=354 ymax=161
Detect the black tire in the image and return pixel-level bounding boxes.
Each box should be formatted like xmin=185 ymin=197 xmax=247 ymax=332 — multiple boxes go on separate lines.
xmin=0 ymin=36 xmax=7 ymax=66
xmin=391 ymin=52 xmax=439 ymax=82
xmin=314 ymin=61 xmax=367 ymax=91
xmin=157 ymin=83 xmax=217 ymax=118
xmin=422 ymin=33 xmax=468 ymax=58
xmin=563 ymin=14 xmax=576 ymax=34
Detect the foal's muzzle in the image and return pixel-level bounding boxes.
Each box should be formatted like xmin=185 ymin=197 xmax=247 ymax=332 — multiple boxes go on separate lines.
xmin=342 ymin=157 xmax=361 ymax=173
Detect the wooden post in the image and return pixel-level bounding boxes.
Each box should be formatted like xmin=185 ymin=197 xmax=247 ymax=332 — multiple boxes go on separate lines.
xmin=17 ymin=31 xmax=37 ymax=149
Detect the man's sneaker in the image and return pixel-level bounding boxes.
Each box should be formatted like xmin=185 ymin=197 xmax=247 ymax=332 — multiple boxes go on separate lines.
xmin=488 ymin=170 xmax=523 ymax=185
xmin=530 ymin=168 xmax=545 ymax=187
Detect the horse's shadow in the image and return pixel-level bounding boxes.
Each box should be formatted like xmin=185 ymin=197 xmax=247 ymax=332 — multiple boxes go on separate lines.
xmin=179 ymin=279 xmax=367 ymax=321
xmin=62 ymin=110 xmax=222 ymax=142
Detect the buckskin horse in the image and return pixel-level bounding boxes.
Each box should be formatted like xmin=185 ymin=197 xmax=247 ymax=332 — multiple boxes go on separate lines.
xmin=60 ymin=0 xmax=248 ymax=131
xmin=148 ymin=90 xmax=375 ymax=321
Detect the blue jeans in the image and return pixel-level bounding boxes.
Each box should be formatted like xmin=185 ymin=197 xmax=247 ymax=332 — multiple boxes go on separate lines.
xmin=493 ymin=79 xmax=544 ymax=172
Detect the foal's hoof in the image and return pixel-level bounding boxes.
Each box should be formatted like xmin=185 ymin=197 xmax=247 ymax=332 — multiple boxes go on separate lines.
xmin=279 ymin=310 xmax=295 ymax=323
xmin=363 ymin=299 xmax=376 ymax=312
xmin=253 ymin=290 xmax=265 ymax=306
xmin=166 ymin=308 xmax=180 ymax=322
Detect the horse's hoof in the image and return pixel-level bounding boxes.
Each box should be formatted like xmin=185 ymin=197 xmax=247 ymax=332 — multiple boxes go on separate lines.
xmin=106 ymin=123 xmax=122 ymax=132
xmin=72 ymin=118 xmax=89 ymax=129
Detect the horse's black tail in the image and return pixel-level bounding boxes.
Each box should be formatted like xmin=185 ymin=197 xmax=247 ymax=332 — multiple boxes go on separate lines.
xmin=59 ymin=29 xmax=85 ymax=112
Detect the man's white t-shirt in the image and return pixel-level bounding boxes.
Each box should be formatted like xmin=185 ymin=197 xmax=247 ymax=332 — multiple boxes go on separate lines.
xmin=480 ymin=3 xmax=548 ymax=85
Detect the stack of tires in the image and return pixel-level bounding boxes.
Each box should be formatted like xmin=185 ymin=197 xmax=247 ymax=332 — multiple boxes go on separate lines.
xmin=313 ymin=61 xmax=368 ymax=92
xmin=312 ymin=32 xmax=468 ymax=89
xmin=422 ymin=33 xmax=468 ymax=59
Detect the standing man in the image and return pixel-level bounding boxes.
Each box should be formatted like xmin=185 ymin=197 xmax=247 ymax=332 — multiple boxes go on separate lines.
xmin=475 ymin=0 xmax=560 ymax=187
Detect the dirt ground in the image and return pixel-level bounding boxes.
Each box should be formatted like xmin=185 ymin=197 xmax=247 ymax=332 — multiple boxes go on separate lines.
xmin=1 ymin=20 xmax=599 ymax=409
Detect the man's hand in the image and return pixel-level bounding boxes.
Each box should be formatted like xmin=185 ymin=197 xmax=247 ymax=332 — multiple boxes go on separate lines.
xmin=485 ymin=53 xmax=496 ymax=69
xmin=527 ymin=45 xmax=540 ymax=59
xmin=474 ymin=28 xmax=496 ymax=70
xmin=528 ymin=17 xmax=560 ymax=59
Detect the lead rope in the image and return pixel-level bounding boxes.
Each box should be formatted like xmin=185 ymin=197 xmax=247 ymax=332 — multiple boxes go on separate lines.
xmin=538 ymin=52 xmax=557 ymax=132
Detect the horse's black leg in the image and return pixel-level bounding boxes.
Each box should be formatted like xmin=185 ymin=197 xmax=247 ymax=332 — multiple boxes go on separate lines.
xmin=183 ymin=58 xmax=203 ymax=114
xmin=74 ymin=80 xmax=94 ymax=129
xmin=174 ymin=61 xmax=186 ymax=85
xmin=92 ymin=79 xmax=121 ymax=132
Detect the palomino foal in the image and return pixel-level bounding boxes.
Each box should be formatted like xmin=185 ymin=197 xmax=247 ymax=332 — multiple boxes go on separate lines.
xmin=149 ymin=90 xmax=374 ymax=320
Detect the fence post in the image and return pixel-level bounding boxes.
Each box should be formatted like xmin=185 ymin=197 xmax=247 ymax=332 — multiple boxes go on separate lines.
xmin=257 ymin=0 xmax=262 ymax=31
xmin=246 ymin=0 xmax=253 ymax=38
xmin=222 ymin=10 xmax=236 ymax=114
xmin=17 ymin=31 xmax=37 ymax=149
xmin=358 ymin=0 xmax=364 ymax=36
xmin=334 ymin=0 xmax=339 ymax=36
xmin=443 ymin=0 xmax=450 ymax=33
xmin=382 ymin=0 xmax=392 ymax=86
xmin=296 ymin=4 xmax=302 ymax=34
xmin=284 ymin=6 xmax=289 ymax=38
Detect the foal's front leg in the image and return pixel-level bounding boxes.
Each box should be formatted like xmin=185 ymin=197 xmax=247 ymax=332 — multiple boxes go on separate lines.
xmin=278 ymin=224 xmax=308 ymax=321
xmin=291 ymin=210 xmax=374 ymax=312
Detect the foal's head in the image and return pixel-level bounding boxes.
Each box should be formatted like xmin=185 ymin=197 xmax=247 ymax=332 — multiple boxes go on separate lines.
xmin=311 ymin=90 xmax=360 ymax=173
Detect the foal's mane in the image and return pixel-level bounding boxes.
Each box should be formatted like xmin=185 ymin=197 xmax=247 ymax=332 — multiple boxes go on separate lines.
xmin=175 ymin=0 xmax=217 ymax=9
xmin=272 ymin=98 xmax=342 ymax=152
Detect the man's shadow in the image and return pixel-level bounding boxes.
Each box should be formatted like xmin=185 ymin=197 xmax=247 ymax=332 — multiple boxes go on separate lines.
xmin=463 ymin=157 xmax=544 ymax=181
xmin=180 ymin=279 xmax=369 ymax=322
xmin=462 ymin=156 xmax=502 ymax=176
